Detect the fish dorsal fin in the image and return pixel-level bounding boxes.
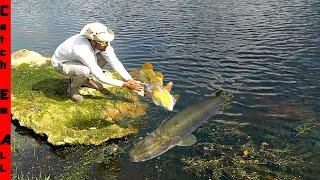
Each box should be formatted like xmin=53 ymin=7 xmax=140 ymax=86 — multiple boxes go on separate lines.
xmin=142 ymin=63 xmax=153 ymax=71
xmin=164 ymin=82 xmax=173 ymax=92
xmin=177 ymin=134 xmax=197 ymax=146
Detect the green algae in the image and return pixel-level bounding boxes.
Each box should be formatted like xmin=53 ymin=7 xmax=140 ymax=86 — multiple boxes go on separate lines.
xmin=12 ymin=52 xmax=147 ymax=146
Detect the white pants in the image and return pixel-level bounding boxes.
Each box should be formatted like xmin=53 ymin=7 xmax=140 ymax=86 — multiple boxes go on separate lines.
xmin=56 ymin=53 xmax=107 ymax=88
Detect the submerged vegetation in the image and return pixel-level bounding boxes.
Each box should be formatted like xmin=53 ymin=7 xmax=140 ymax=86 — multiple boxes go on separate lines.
xmin=56 ymin=143 xmax=123 ymax=179
xmin=13 ymin=169 xmax=51 ymax=180
xmin=11 ymin=50 xmax=147 ymax=145
xmin=181 ymin=117 xmax=320 ymax=179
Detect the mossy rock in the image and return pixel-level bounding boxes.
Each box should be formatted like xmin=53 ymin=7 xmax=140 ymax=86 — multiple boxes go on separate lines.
xmin=12 ymin=50 xmax=147 ymax=145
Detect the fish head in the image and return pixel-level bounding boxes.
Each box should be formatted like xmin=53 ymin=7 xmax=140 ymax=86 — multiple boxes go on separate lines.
xmin=129 ymin=133 xmax=174 ymax=162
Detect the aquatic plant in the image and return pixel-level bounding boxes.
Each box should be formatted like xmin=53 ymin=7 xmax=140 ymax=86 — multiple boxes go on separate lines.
xmin=55 ymin=143 xmax=123 ymax=179
xmin=11 ymin=50 xmax=148 ymax=145
xmin=11 ymin=133 xmax=23 ymax=154
xmin=181 ymin=121 xmax=308 ymax=179
xmin=295 ymin=118 xmax=319 ymax=137
xmin=12 ymin=167 xmax=51 ymax=180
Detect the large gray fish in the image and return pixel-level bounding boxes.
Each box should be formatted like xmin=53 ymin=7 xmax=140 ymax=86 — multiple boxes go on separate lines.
xmin=129 ymin=91 xmax=230 ymax=162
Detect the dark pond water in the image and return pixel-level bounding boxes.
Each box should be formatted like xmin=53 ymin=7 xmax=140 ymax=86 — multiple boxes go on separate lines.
xmin=12 ymin=0 xmax=320 ymax=179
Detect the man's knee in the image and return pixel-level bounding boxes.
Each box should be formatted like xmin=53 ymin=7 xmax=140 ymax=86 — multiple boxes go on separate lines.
xmin=61 ymin=63 xmax=91 ymax=78
xmin=75 ymin=66 xmax=90 ymax=77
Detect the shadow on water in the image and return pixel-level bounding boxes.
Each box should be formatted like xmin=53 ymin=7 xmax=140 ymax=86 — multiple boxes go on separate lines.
xmin=259 ymin=97 xmax=316 ymax=119
xmin=12 ymin=119 xmax=50 ymax=147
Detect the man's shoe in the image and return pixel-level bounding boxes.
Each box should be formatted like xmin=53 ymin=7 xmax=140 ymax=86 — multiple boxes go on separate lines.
xmin=71 ymin=91 xmax=84 ymax=102
xmin=68 ymin=79 xmax=84 ymax=102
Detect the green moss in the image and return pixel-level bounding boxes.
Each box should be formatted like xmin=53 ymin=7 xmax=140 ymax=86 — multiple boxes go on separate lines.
xmin=12 ymin=62 xmax=147 ymax=145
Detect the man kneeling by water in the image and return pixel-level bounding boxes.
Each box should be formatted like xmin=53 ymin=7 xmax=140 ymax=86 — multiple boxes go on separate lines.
xmin=51 ymin=22 xmax=143 ymax=102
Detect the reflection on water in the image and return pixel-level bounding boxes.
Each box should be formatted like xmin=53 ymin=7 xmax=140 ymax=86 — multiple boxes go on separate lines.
xmin=12 ymin=0 xmax=320 ymax=179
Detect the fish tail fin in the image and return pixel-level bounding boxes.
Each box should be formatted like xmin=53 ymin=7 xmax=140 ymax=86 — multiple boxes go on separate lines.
xmin=173 ymin=93 xmax=180 ymax=102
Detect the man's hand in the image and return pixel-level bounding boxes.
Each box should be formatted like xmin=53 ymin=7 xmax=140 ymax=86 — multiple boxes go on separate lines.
xmin=123 ymin=80 xmax=144 ymax=91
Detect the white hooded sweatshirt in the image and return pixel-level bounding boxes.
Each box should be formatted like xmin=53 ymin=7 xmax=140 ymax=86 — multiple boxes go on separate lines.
xmin=51 ymin=34 xmax=132 ymax=87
